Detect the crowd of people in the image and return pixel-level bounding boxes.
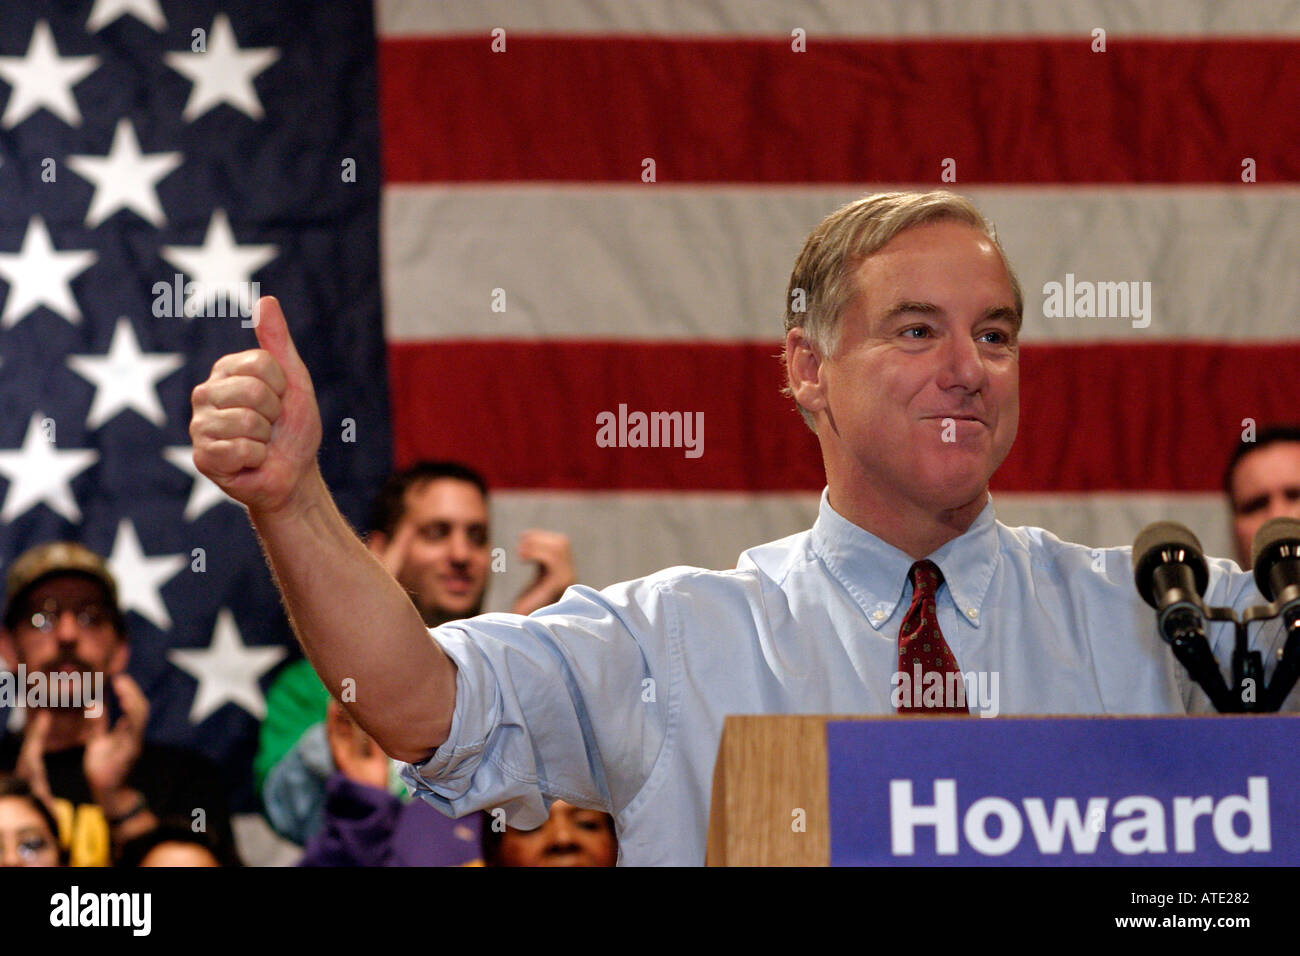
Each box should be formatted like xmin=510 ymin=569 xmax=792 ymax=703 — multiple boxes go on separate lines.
xmin=3 ymin=190 xmax=1299 ymax=867
xmin=0 ymin=459 xmax=619 ymax=867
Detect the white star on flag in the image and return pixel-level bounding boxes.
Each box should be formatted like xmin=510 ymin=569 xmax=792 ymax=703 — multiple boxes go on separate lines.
xmin=0 ymin=412 xmax=98 ymax=522
xmin=164 ymin=13 xmax=280 ymax=121
xmin=66 ymin=119 xmax=183 ymax=228
xmin=160 ymin=209 xmax=277 ymax=318
xmin=164 ymin=446 xmax=235 ymax=521
xmin=0 ymin=20 xmax=100 ymax=128
xmin=86 ymin=0 xmax=167 ymax=32
xmin=168 ymin=609 xmax=286 ymax=723
xmin=0 ymin=216 xmax=97 ymax=328
xmin=66 ymin=318 xmax=184 ymax=428
xmin=107 ymin=518 xmax=186 ymax=631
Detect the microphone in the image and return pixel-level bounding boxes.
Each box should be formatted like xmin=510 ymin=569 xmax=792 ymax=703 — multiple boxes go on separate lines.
xmin=1133 ymin=522 xmax=1236 ymax=711
xmin=1133 ymin=522 xmax=1210 ymax=622
xmin=1253 ymin=518 xmax=1300 ymax=709
xmin=1252 ymin=517 xmax=1300 ymax=627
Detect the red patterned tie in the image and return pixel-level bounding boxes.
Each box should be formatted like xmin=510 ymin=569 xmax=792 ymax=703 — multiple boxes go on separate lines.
xmin=896 ymin=560 xmax=969 ymax=715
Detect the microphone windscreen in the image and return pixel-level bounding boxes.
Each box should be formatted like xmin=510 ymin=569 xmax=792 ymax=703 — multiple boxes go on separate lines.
xmin=1133 ymin=521 xmax=1207 ymax=607
xmin=1251 ymin=517 xmax=1300 ymax=569
xmin=1133 ymin=521 xmax=1204 ymax=563
xmin=1252 ymin=516 xmax=1300 ymax=599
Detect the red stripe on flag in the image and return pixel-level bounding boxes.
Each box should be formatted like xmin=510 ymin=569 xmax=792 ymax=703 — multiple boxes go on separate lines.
xmin=379 ymin=36 xmax=1300 ymax=184
xmin=387 ymin=340 xmax=1300 ymax=492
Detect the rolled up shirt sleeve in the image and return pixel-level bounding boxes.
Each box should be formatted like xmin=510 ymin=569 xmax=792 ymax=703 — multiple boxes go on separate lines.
xmin=399 ymin=574 xmax=679 ymax=831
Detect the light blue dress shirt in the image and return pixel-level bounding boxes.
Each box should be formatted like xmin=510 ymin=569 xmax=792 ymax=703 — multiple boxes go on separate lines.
xmin=401 ymin=490 xmax=1294 ymax=865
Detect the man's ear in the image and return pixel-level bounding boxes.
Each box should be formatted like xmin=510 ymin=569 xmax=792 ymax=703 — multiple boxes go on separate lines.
xmin=365 ymin=532 xmax=389 ymax=557
xmin=785 ymin=327 xmax=827 ymax=419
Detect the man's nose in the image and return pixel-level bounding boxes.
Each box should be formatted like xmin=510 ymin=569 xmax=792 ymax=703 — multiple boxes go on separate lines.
xmin=53 ymin=611 xmax=82 ymax=642
xmin=545 ymin=816 xmax=577 ymax=850
xmin=447 ymin=530 xmax=472 ymax=563
xmin=937 ymin=333 xmax=988 ymax=392
xmin=0 ymin=844 xmax=18 ymax=866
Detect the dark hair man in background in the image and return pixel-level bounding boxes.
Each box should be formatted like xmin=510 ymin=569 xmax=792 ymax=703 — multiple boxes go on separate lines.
xmin=257 ymin=460 xmax=576 ymax=848
xmin=1223 ymin=425 xmax=1300 ymax=568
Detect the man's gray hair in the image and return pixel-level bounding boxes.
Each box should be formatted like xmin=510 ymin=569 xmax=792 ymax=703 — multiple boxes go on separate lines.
xmin=782 ymin=190 xmax=1023 ymax=430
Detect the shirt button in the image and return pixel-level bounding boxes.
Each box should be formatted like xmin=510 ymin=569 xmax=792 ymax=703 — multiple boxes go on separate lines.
xmin=872 ymin=610 xmax=885 ymax=621
xmin=966 ymin=608 xmax=978 ymax=619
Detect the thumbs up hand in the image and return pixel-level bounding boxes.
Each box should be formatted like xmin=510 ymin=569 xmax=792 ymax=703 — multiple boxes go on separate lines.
xmin=190 ymin=296 xmax=324 ymax=514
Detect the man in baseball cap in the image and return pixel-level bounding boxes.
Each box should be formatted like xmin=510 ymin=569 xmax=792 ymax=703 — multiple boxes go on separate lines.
xmin=3 ymin=542 xmax=122 ymax=631
xmin=0 ymin=541 xmax=234 ymax=866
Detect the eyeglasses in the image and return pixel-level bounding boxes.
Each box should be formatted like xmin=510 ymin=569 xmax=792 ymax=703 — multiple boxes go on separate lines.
xmin=18 ymin=600 xmax=112 ymax=633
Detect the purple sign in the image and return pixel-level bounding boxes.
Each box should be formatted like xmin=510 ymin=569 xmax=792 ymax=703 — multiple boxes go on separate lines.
xmin=826 ymin=716 xmax=1300 ymax=866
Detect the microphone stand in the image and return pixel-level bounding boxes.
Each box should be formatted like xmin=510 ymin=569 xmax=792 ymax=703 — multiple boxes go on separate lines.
xmin=1240 ymin=601 xmax=1300 ymax=712
xmin=1158 ymin=604 xmax=1238 ymax=713
xmin=1264 ymin=618 xmax=1300 ymax=711
xmin=1137 ymin=520 xmax=1300 ymax=713
xmin=1157 ymin=600 xmax=1296 ymax=713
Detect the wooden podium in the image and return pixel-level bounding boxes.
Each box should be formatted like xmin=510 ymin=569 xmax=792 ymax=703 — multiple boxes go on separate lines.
xmin=706 ymin=714 xmax=864 ymax=866
xmin=706 ymin=712 xmax=1300 ymax=867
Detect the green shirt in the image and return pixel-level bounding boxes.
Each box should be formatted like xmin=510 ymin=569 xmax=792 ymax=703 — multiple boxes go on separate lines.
xmin=254 ymin=657 xmax=329 ymax=794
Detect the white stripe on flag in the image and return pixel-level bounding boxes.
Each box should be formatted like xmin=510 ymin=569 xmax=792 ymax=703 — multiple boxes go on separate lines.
xmin=378 ymin=0 xmax=1300 ymax=38
xmin=383 ymin=185 xmax=1300 ymax=343
xmin=481 ymin=490 xmax=1241 ymax=608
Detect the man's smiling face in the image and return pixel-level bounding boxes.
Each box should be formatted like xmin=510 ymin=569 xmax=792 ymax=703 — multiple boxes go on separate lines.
xmin=1229 ymin=440 xmax=1300 ymax=566
xmin=391 ymin=478 xmax=490 ymax=624
xmin=815 ymin=220 xmax=1021 ymax=515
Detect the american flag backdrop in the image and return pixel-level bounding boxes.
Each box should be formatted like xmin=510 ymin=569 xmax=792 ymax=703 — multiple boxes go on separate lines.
xmin=2 ymin=0 xmax=1299 ymax=828
xmin=0 ymin=0 xmax=387 ymax=812
xmin=375 ymin=1 xmax=1300 ymax=615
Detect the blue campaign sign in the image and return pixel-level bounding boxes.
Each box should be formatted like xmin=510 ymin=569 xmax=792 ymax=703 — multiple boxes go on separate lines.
xmin=826 ymin=717 xmax=1300 ymax=866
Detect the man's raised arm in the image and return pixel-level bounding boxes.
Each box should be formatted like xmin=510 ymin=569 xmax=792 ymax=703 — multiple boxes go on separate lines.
xmin=189 ymin=297 xmax=454 ymax=764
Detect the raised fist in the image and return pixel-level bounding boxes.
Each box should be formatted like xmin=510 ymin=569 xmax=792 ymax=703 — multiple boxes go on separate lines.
xmin=190 ymin=297 xmax=323 ymax=514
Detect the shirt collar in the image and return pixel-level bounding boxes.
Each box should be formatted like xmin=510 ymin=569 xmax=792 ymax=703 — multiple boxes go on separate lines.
xmin=810 ymin=487 xmax=999 ymax=630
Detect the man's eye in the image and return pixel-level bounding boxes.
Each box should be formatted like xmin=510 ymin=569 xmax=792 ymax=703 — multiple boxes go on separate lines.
xmin=979 ymin=330 xmax=1009 ymax=344
xmin=20 ymin=836 xmax=51 ymax=855
xmin=78 ymin=607 xmax=107 ymax=628
xmin=902 ymin=326 xmax=930 ymax=339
